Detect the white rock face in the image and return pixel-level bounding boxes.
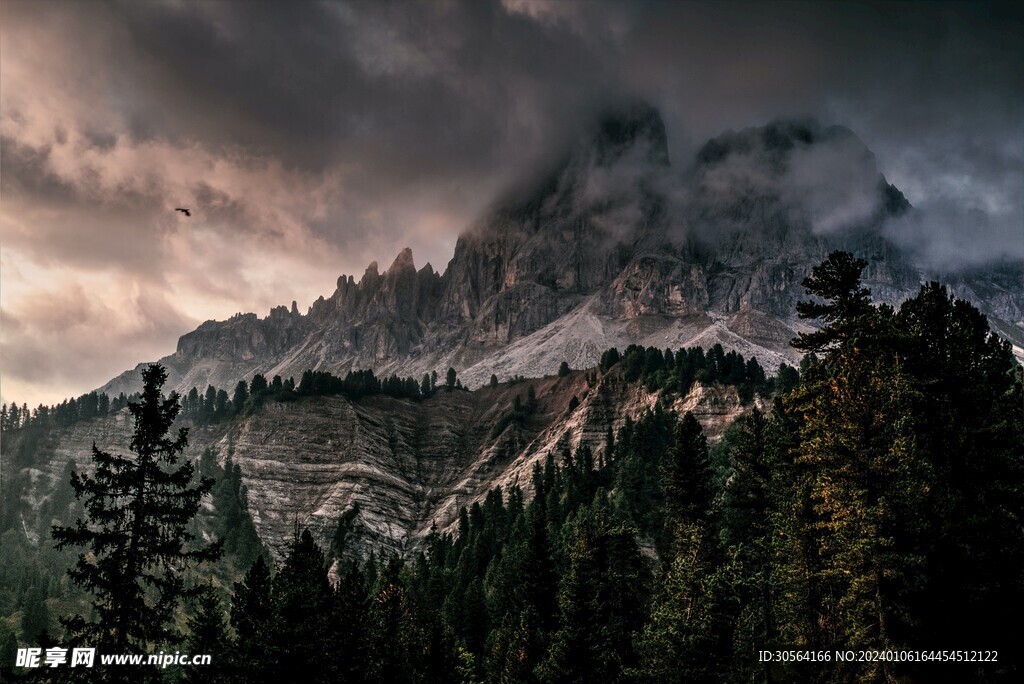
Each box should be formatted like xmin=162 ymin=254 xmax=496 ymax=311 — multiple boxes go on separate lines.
xmin=14 ymin=369 xmax=758 ymax=562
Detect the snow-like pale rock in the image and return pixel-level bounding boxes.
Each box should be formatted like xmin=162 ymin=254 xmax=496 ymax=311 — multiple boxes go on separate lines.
xmin=97 ymin=109 xmax=1023 ymax=401
xmin=12 ymin=368 xmax=758 ymax=562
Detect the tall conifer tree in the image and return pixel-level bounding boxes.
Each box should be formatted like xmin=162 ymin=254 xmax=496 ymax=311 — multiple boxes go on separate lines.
xmin=52 ymin=364 xmax=222 ymax=654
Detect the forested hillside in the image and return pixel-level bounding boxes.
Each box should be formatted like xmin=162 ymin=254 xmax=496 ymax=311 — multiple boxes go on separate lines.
xmin=202 ymin=257 xmax=1021 ymax=682
xmin=1 ymin=253 xmax=1021 ymax=682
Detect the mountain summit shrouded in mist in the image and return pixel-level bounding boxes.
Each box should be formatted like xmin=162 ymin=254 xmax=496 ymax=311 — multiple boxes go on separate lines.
xmin=96 ymin=105 xmax=1024 ymax=400
xmin=3 ymin=0 xmax=1021 ymax=408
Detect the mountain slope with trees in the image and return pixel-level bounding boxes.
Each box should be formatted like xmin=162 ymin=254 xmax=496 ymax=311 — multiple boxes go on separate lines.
xmin=2 ymin=253 xmax=1020 ymax=682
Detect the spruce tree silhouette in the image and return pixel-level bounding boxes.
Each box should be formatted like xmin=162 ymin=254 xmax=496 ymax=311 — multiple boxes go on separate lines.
xmin=53 ymin=364 xmax=222 ymax=659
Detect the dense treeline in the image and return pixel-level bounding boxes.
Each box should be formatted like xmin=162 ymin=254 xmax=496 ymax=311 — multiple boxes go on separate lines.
xmin=180 ymin=373 xmax=296 ymax=424
xmin=197 ymin=449 xmax=266 ymax=572
xmin=177 ymin=367 xmax=468 ymax=425
xmin=491 ymin=344 xmax=790 ymax=440
xmin=0 ymin=366 xmax=467 ymax=436
xmin=1 ymin=343 xmax=782 ymax=439
xmin=0 ymin=344 xmax=787 ymax=440
xmin=599 ymin=341 xmax=798 ymax=402
xmin=0 ymin=391 xmax=134 ymax=434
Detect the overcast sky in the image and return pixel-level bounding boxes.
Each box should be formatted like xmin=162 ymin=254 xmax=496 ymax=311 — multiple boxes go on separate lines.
xmin=1 ymin=0 xmax=1021 ymax=407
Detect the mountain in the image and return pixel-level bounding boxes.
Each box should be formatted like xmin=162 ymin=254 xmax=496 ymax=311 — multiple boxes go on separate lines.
xmin=11 ymin=104 xmax=1024 ymax=566
xmin=98 ymin=104 xmax=1024 ymax=400
xmin=13 ymin=368 xmax=760 ymax=561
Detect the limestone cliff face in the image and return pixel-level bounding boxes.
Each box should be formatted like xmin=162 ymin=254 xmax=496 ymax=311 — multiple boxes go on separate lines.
xmin=14 ymin=370 xmax=757 ymax=562
xmin=28 ymin=112 xmax=1024 ymax=562
xmin=97 ymin=109 xmax=1024 ymax=400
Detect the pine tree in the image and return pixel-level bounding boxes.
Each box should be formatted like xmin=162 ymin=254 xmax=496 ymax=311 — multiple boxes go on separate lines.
xmin=635 ymin=413 xmax=720 ymax=682
xmin=489 ymin=607 xmax=543 ymax=683
xmin=538 ymin=496 xmax=647 ymax=683
xmin=790 ymin=250 xmax=873 ymax=354
xmin=250 ymin=373 xmax=269 ymax=396
xmin=215 ymin=389 xmax=230 ymax=420
xmin=767 ymin=395 xmax=823 ymax=654
xmin=51 ymin=364 xmax=223 ymax=654
xmin=462 ymin=577 xmax=489 ymax=656
xmin=663 ymin=412 xmax=713 ymax=547
xmin=20 ymin=583 xmax=51 ymax=644
xmin=797 ymin=347 xmax=931 ymax=680
xmin=897 ymin=282 xmax=1024 ymax=662
xmin=230 ymin=555 xmax=275 ymax=682
xmin=203 ymin=385 xmax=217 ymax=423
xmin=232 ymin=380 xmax=249 ymax=415
xmin=209 ymin=453 xmax=263 ymax=569
xmin=634 ymin=553 xmax=706 ymax=683
xmin=184 ymin=587 xmax=233 ymax=684
xmin=331 ymin=560 xmax=373 ymax=682
xmin=781 ymin=260 xmax=936 ymax=679
xmin=270 ymin=530 xmax=333 ymax=679
xmin=186 ymin=387 xmax=199 ymax=418
xmin=370 ymin=557 xmax=423 ymax=683
xmin=719 ymin=408 xmax=778 ymax=680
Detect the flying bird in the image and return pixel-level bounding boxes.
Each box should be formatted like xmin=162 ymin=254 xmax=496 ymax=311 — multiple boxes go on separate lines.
xmin=175 ymin=207 xmax=191 ymax=217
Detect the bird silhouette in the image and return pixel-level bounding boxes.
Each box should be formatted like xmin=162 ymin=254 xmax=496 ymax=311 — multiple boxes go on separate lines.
xmin=175 ymin=207 xmax=191 ymax=217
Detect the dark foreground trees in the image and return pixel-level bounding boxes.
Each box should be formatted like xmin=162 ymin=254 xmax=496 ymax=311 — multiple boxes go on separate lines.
xmin=766 ymin=252 xmax=1024 ymax=681
xmin=51 ymin=364 xmax=223 ymax=660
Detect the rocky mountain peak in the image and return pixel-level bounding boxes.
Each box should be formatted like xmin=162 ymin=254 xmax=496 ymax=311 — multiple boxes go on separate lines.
xmin=361 ymin=260 xmax=380 ymax=282
xmin=590 ymin=101 xmax=670 ymax=167
xmin=688 ymin=117 xmax=905 ymax=240
xmin=695 ymin=118 xmax=849 ymax=167
xmin=437 ymin=102 xmax=674 ymax=326
xmin=388 ymin=247 xmax=416 ymax=274
xmin=480 ymin=102 xmax=669 ymax=228
xmin=98 ymin=110 xmax=1024 ymax=402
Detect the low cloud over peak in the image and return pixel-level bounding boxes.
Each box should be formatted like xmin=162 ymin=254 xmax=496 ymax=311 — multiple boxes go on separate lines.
xmin=1 ymin=0 xmax=1021 ymax=406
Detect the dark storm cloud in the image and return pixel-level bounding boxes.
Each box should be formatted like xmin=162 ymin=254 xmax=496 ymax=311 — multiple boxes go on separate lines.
xmin=9 ymin=1 xmax=1022 ymax=238
xmin=1 ymin=0 xmax=1021 ymax=406
xmin=71 ymin=0 xmax=616 ymax=184
xmin=43 ymin=0 xmax=1020 ymax=261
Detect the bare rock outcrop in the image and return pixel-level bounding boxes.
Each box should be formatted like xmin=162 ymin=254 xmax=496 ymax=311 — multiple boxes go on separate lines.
xmin=97 ymin=108 xmax=1024 ymax=400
